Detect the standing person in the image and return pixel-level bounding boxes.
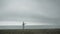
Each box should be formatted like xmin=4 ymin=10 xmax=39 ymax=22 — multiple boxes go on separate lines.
xmin=22 ymin=21 xmax=25 ymax=30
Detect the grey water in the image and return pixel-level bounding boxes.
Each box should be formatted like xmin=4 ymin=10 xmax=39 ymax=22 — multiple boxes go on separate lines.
xmin=0 ymin=25 xmax=60 ymax=29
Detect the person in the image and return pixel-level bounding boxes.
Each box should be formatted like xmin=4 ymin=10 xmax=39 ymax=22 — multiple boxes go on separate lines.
xmin=22 ymin=21 xmax=25 ymax=30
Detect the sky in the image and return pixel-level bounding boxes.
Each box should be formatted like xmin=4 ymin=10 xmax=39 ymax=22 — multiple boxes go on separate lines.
xmin=0 ymin=0 xmax=60 ymax=26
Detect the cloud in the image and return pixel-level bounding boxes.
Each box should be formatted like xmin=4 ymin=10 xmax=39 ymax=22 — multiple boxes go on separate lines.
xmin=0 ymin=0 xmax=60 ymax=25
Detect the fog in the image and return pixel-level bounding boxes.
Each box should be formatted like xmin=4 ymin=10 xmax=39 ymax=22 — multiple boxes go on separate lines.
xmin=0 ymin=0 xmax=60 ymax=29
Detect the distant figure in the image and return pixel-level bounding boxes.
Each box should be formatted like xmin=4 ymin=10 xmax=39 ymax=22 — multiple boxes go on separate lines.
xmin=22 ymin=21 xmax=25 ymax=30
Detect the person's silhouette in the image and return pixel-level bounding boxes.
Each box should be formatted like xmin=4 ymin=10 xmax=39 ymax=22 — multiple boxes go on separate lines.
xmin=22 ymin=21 xmax=25 ymax=30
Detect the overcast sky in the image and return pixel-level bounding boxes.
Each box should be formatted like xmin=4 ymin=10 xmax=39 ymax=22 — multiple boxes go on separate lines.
xmin=0 ymin=0 xmax=60 ymax=26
